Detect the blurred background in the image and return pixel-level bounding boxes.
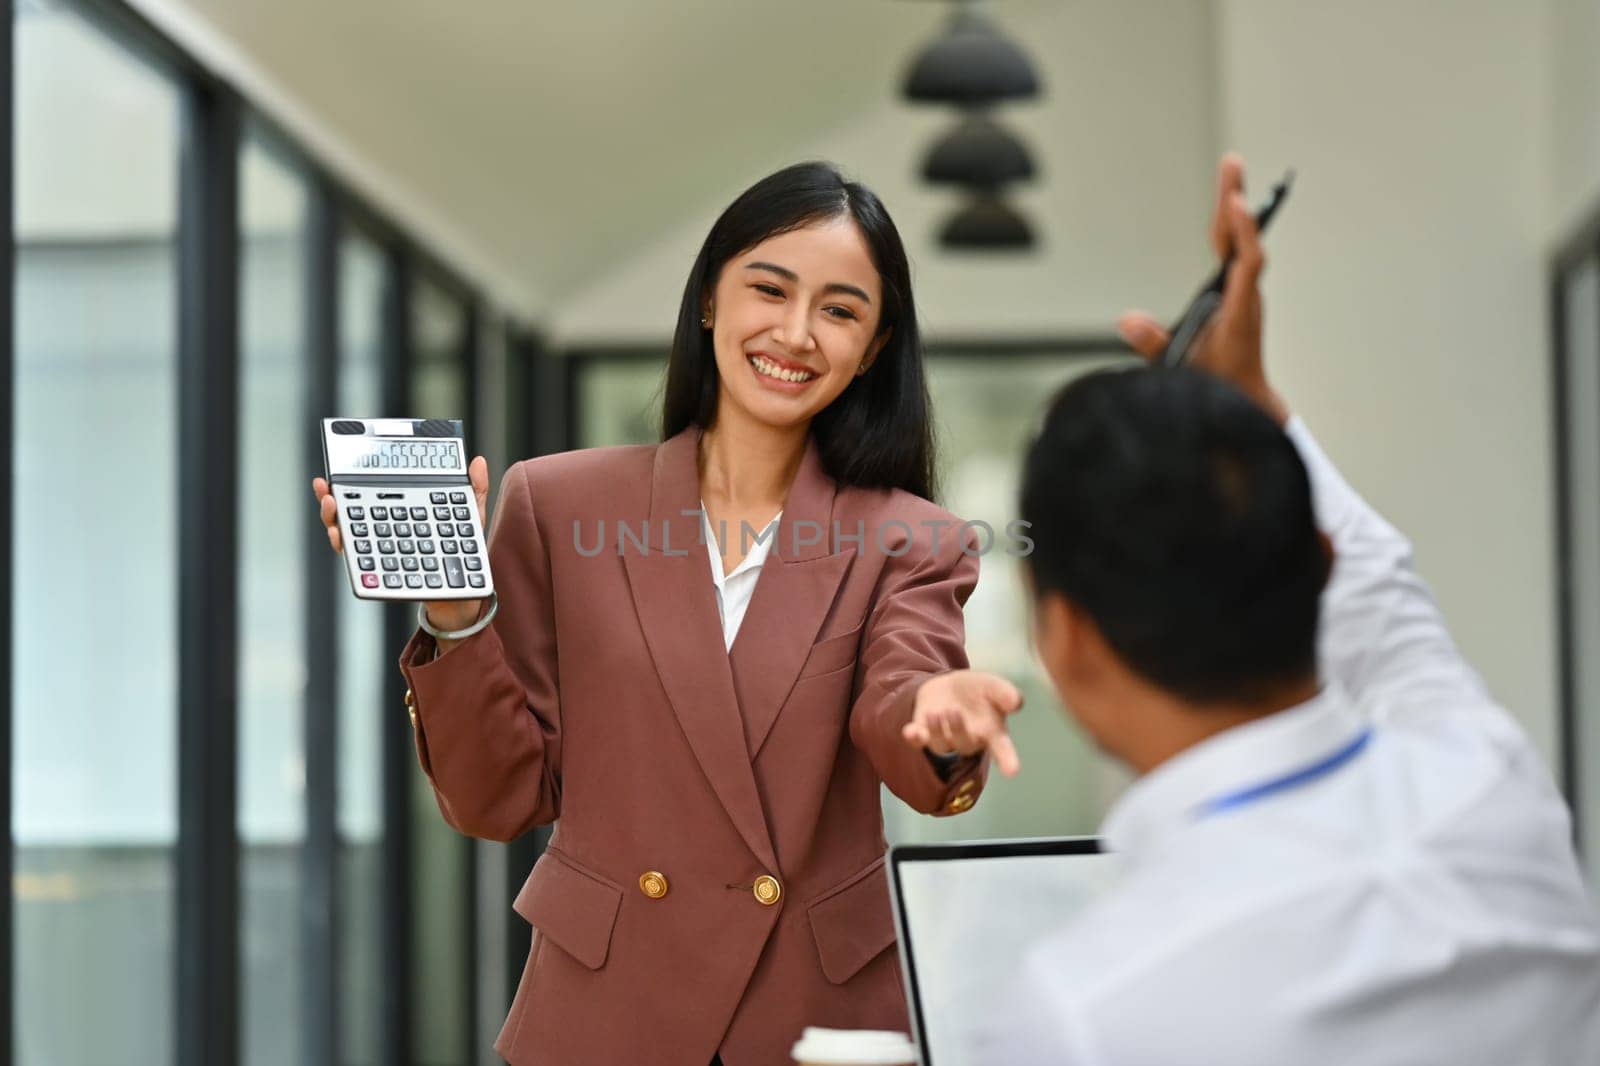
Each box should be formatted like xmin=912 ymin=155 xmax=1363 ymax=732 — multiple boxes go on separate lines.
xmin=8 ymin=0 xmax=1600 ymax=1062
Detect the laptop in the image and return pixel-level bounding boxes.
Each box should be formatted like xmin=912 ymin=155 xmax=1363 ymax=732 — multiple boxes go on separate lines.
xmin=887 ymin=837 xmax=1118 ymax=1066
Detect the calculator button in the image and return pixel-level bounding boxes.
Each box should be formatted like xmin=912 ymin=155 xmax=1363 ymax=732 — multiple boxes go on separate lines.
xmin=425 ymin=573 xmax=443 ymax=589
xmin=374 ymin=523 xmax=392 ymax=538
xmin=414 ymin=523 xmax=431 ymax=537
xmin=430 ymin=492 xmax=448 ymax=505
xmin=343 ymin=491 xmax=361 ymax=499
xmin=381 ymin=557 xmax=399 ymax=571
xmin=455 ymin=523 xmax=475 ymax=538
xmin=418 ymin=540 xmax=435 ymax=554
xmin=462 ymin=540 xmax=479 ymax=554
xmin=347 ymin=506 xmax=365 ymax=521
xmin=421 ymin=557 xmax=439 ymax=572
xmin=398 ymin=540 xmax=415 ymax=554
xmin=434 ymin=507 xmax=452 ymax=521
xmin=377 ymin=540 xmax=395 ymax=554
xmin=450 ymin=491 xmax=468 ymax=505
xmin=464 ymin=557 xmax=482 ymax=572
xmin=401 ymin=556 xmax=419 ymax=572
xmin=411 ymin=507 xmax=428 ymax=521
xmin=354 ymin=540 xmax=372 ymax=554
xmin=383 ymin=575 xmax=402 ymax=589
xmin=350 ymin=522 xmax=369 ymax=537
xmin=361 ymin=573 xmax=379 ymax=588
xmin=370 ymin=507 xmax=388 ymax=520
xmin=443 ymin=556 xmax=465 ymax=588
xmin=468 ymin=574 xmax=485 ymax=589
xmin=405 ymin=574 xmax=423 ymax=590
xmin=358 ymin=557 xmax=376 ymax=572
xmin=441 ymin=540 xmax=458 ymax=555
xmin=393 ymin=523 xmax=410 ymax=537
xmin=451 ymin=507 xmax=469 ymax=521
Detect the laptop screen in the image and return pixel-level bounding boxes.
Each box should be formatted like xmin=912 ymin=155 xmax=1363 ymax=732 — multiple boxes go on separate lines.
xmin=888 ymin=838 xmax=1119 ymax=1066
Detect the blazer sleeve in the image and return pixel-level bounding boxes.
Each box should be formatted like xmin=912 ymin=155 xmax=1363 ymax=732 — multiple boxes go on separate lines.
xmin=848 ymin=517 xmax=992 ymax=816
xmin=397 ymin=459 xmax=562 ymax=842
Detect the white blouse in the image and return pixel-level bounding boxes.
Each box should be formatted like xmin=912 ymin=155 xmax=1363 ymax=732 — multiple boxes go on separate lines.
xmin=700 ymin=502 xmax=781 ymax=650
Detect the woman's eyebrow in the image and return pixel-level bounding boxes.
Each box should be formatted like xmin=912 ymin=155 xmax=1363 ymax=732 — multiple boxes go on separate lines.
xmin=744 ymin=261 xmax=873 ymax=305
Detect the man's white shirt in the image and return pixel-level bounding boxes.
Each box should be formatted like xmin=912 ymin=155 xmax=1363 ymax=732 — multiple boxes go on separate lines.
xmin=981 ymin=418 xmax=1600 ymax=1065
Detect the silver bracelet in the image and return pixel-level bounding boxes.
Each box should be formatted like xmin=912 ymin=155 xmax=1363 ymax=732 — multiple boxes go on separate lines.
xmin=417 ymin=592 xmax=499 ymax=642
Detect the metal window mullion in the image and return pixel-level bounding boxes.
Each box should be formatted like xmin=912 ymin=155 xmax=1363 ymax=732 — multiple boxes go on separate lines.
xmin=176 ymin=77 xmax=242 ymax=1066
xmin=0 ymin=5 xmax=14 ymax=1059
xmin=379 ymin=243 xmax=414 ymax=1066
xmin=302 ymin=169 xmax=341 ymax=1066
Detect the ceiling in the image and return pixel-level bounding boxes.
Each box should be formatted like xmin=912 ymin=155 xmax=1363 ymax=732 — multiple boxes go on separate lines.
xmin=163 ymin=0 xmax=1059 ymax=314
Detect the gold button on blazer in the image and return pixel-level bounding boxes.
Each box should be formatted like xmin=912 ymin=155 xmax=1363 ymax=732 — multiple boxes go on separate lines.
xmin=398 ymin=425 xmax=991 ymax=1066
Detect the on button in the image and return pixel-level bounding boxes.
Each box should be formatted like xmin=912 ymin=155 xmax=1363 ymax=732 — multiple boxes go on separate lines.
xmin=361 ymin=574 xmax=379 ymax=588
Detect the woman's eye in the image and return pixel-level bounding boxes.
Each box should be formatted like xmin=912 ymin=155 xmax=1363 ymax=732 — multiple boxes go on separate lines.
xmin=753 ymin=284 xmax=783 ymax=297
xmin=824 ymin=306 xmax=858 ymax=321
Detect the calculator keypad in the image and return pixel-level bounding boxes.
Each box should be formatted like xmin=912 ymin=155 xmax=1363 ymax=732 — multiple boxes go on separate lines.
xmin=335 ymin=484 xmax=492 ymax=602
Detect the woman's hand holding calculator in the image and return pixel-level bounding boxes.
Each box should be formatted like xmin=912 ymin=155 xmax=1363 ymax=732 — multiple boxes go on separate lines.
xmin=312 ymin=454 xmax=493 ymax=634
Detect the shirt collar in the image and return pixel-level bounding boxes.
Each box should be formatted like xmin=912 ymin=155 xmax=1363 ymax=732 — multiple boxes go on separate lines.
xmin=1101 ymin=684 xmax=1366 ymax=859
xmin=700 ymin=502 xmax=781 ymax=586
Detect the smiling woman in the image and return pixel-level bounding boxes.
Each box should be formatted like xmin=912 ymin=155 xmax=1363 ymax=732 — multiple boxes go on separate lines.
xmin=342 ymin=161 xmax=1028 ymax=1066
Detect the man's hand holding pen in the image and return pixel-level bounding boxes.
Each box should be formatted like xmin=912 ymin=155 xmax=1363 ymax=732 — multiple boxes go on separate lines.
xmin=1118 ymin=152 xmax=1291 ymax=427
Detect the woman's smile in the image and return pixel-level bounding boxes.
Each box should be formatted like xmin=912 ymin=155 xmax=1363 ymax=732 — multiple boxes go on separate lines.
xmin=746 ymin=350 xmax=821 ymax=392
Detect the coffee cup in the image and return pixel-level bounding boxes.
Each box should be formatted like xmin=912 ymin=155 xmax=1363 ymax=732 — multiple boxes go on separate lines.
xmin=790 ymin=1026 xmax=917 ymax=1066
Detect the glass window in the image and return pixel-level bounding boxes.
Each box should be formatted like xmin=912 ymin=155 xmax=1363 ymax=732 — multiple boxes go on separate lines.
xmin=886 ymin=353 xmax=1132 ymax=845
xmin=12 ymin=3 xmax=182 ymax=1063
xmin=237 ymin=128 xmax=309 ymax=1066
xmin=1561 ymin=261 xmax=1600 ymax=877
xmin=337 ymin=226 xmax=387 ymax=1066
xmin=408 ymin=274 xmax=472 ymax=1063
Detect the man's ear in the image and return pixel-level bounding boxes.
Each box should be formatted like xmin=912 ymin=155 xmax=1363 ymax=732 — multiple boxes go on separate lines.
xmin=1316 ymin=529 xmax=1335 ymax=590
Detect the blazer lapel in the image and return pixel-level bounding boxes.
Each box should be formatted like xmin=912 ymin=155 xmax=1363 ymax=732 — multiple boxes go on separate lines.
xmin=621 ymin=425 xmax=779 ymax=873
xmin=729 ymin=434 xmax=854 ymax=760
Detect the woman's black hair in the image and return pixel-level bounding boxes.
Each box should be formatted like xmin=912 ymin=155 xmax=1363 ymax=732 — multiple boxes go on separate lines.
xmin=662 ymin=160 xmax=937 ymax=501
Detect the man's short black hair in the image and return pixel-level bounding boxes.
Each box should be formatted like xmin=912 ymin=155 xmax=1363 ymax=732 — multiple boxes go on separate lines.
xmin=1019 ymin=367 xmax=1329 ymax=704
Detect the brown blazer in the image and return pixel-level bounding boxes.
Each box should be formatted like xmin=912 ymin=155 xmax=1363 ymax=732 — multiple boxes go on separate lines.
xmin=398 ymin=424 xmax=991 ymax=1066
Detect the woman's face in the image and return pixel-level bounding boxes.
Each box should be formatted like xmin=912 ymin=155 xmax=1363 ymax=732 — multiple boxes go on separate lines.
xmin=704 ymin=216 xmax=891 ymax=431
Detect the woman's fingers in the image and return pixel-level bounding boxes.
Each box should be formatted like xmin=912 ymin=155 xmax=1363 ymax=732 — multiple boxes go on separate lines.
xmin=469 ymin=455 xmax=490 ymax=524
xmin=987 ymin=730 xmax=1021 ymax=778
xmin=1217 ymin=192 xmax=1265 ymax=326
xmin=313 ymin=476 xmax=342 ymax=553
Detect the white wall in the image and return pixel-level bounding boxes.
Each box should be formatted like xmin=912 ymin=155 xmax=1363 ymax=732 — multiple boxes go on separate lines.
xmin=1548 ymin=0 xmax=1600 ymax=242
xmin=553 ymin=0 xmax=1222 ymax=345
xmin=1215 ymin=0 xmax=1560 ymax=763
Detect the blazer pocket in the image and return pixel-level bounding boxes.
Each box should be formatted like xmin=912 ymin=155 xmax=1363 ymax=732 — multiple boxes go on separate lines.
xmin=512 ymin=848 xmax=623 ymax=971
xmin=806 ymin=855 xmax=897 ymax=984
xmin=797 ymin=625 xmax=863 ymax=680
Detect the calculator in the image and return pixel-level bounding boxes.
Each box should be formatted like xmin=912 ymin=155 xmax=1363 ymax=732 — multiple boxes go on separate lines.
xmin=321 ymin=417 xmax=493 ymax=602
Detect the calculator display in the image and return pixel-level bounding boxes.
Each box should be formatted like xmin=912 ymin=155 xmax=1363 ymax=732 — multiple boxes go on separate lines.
xmin=325 ymin=436 xmax=466 ymax=476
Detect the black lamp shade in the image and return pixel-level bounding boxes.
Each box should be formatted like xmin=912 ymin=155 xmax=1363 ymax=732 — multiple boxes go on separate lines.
xmin=903 ymin=10 xmax=1040 ymax=105
xmin=939 ymin=195 xmax=1035 ymax=250
xmin=921 ymin=114 xmax=1036 ymax=187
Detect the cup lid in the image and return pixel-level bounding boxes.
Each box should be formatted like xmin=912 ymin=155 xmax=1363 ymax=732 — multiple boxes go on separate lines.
xmin=790 ymin=1027 xmax=918 ymax=1064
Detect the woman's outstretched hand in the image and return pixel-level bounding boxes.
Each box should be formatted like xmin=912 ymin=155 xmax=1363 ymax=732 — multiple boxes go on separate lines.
xmin=901 ymin=670 xmax=1025 ymax=778
xmin=311 ymin=455 xmax=493 ymax=633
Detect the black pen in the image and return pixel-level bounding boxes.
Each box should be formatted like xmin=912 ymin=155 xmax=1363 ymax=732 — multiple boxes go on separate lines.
xmin=1159 ymin=170 xmax=1295 ymax=368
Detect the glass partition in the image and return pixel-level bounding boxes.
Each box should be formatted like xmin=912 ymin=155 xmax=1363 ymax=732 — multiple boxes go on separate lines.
xmin=12 ymin=3 xmax=182 ymax=1062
